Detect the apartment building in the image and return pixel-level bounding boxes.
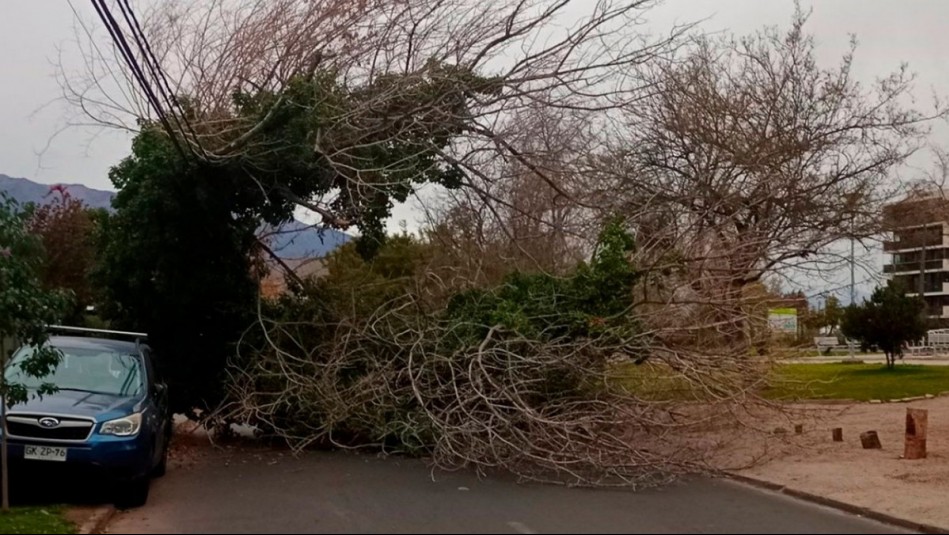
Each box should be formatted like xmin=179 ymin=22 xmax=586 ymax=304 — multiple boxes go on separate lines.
xmin=883 ymin=193 xmax=949 ymax=322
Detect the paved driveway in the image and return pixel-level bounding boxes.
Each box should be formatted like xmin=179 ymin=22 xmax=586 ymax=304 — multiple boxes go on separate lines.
xmin=106 ymin=446 xmax=906 ymax=534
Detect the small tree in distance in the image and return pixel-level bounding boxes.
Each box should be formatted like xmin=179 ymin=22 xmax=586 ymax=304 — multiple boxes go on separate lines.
xmin=840 ymin=282 xmax=927 ymax=368
xmin=818 ymin=296 xmax=844 ymax=335
xmin=0 ymin=193 xmax=70 ymax=511
xmin=26 ymin=187 xmax=102 ymax=323
xmin=804 ymin=295 xmax=845 ymax=353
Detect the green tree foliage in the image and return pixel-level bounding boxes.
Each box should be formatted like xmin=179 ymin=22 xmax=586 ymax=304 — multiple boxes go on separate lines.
xmin=0 ymin=193 xmax=70 ymax=510
xmin=98 ymin=64 xmax=493 ymax=415
xmin=0 ymin=194 xmax=71 ymax=403
xmin=803 ymin=295 xmax=843 ymax=336
xmin=96 ymin=128 xmax=261 ymax=416
xmin=214 ymin=63 xmax=497 ymax=252
xmin=823 ymin=296 xmax=844 ymax=334
xmin=840 ymin=282 xmax=927 ymax=368
xmin=238 ymin=221 xmax=643 ymax=451
xmin=445 ymin=221 xmax=640 ymax=347
xmin=318 ymin=233 xmax=432 ymax=315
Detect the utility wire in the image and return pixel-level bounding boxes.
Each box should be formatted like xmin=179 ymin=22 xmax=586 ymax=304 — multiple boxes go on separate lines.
xmin=113 ymin=0 xmax=193 ymax=154
xmin=115 ymin=0 xmax=206 ymax=158
xmin=89 ymin=0 xmax=189 ymax=161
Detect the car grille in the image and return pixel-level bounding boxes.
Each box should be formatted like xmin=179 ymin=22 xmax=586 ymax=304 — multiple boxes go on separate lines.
xmin=5 ymin=414 xmax=94 ymax=442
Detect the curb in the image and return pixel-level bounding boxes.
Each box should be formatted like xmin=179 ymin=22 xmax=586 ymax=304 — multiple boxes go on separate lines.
xmin=725 ymin=473 xmax=948 ymax=534
xmin=77 ymin=506 xmax=117 ymax=535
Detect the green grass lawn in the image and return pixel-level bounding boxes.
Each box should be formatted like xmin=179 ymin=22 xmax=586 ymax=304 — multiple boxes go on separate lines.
xmin=614 ymin=361 xmax=949 ymax=402
xmin=610 ymin=362 xmax=698 ymax=401
xmin=0 ymin=507 xmax=75 ymax=534
xmin=765 ymin=363 xmax=949 ymax=401
xmin=610 ymin=362 xmax=758 ymax=402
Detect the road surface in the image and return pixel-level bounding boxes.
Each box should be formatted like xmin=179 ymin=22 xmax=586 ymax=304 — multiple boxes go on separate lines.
xmin=105 ymin=447 xmax=906 ymax=534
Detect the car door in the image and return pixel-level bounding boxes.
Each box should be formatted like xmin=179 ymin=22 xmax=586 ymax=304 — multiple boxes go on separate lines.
xmin=140 ymin=346 xmax=170 ymax=465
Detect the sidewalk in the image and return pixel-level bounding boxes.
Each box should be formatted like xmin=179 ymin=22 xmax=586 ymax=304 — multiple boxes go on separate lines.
xmin=731 ymin=397 xmax=949 ymax=531
xmin=783 ymin=353 xmax=949 ymax=366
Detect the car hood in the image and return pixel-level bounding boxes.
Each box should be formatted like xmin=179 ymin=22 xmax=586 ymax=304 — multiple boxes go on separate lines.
xmin=8 ymin=390 xmax=141 ymax=421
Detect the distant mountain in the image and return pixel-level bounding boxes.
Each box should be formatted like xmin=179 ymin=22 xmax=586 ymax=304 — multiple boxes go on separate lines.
xmin=0 ymin=174 xmax=350 ymax=259
xmin=262 ymin=219 xmax=352 ymax=259
xmin=0 ymin=174 xmax=114 ymax=210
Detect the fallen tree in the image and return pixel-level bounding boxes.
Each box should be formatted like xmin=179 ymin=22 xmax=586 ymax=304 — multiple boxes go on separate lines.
xmin=216 ymin=222 xmax=773 ymax=487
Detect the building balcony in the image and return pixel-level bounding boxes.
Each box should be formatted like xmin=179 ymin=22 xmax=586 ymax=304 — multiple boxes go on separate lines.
xmin=906 ymin=281 xmax=949 ymax=296
xmin=883 ymin=238 xmax=945 ymax=252
xmin=883 ymin=258 xmax=948 ymax=274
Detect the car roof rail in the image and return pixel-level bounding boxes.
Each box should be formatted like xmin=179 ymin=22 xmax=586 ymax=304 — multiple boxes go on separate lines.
xmin=47 ymin=325 xmax=148 ymax=341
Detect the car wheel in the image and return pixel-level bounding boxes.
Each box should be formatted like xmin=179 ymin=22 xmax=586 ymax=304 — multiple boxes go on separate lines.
xmin=153 ymin=419 xmax=173 ymax=478
xmin=152 ymin=442 xmax=168 ymax=478
xmin=115 ymin=477 xmax=150 ymax=509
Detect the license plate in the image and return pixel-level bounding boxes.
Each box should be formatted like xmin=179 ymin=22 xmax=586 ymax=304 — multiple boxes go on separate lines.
xmin=24 ymin=445 xmax=67 ymax=462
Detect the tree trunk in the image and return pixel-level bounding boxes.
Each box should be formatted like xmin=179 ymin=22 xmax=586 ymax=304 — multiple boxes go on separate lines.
xmin=721 ymin=279 xmax=750 ymax=355
xmin=860 ymin=430 xmax=882 ymax=449
xmin=1 ymin=337 xmax=8 ymax=512
xmin=904 ymin=408 xmax=928 ymax=460
xmin=1 ymin=389 xmax=7 ymax=512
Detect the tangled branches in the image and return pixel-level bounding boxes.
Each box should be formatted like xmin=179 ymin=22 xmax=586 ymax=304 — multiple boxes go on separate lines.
xmin=225 ymin=299 xmax=696 ymax=487
xmin=216 ymin=223 xmax=777 ymax=487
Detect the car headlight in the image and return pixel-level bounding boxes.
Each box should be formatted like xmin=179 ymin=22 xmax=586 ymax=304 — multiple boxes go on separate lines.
xmin=99 ymin=413 xmax=142 ymax=437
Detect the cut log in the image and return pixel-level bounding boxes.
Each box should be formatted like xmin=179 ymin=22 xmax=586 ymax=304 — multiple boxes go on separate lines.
xmin=904 ymin=408 xmax=928 ymax=460
xmin=832 ymin=428 xmax=843 ymax=442
xmin=860 ymin=430 xmax=881 ymax=449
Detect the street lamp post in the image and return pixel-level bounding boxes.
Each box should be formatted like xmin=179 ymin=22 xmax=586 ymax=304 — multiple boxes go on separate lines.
xmin=849 ymin=229 xmax=856 ymax=360
xmin=847 ymin=193 xmax=858 ymax=361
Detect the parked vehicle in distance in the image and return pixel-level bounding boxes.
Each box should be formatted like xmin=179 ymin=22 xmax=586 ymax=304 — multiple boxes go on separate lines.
xmin=2 ymin=327 xmax=170 ymax=508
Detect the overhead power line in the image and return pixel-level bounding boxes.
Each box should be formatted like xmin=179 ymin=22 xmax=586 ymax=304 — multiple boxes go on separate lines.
xmin=114 ymin=0 xmax=206 ymax=158
xmin=88 ymin=0 xmax=190 ymax=161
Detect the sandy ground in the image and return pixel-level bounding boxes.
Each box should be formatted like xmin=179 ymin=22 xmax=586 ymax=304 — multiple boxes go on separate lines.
xmin=734 ymin=396 xmax=949 ymax=530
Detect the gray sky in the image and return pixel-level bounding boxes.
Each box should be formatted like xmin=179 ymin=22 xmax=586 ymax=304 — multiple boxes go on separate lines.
xmin=0 ymin=0 xmax=129 ymax=189
xmin=4 ymin=0 xmax=948 ymax=189
xmin=1 ymin=0 xmax=947 ymax=300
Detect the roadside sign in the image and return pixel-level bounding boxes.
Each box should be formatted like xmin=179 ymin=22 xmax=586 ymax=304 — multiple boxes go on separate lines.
xmin=768 ymin=308 xmax=798 ymax=334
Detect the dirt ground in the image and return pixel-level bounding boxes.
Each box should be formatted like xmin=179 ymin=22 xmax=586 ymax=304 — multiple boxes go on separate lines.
xmin=732 ymin=396 xmax=949 ymax=530
xmin=64 ymin=506 xmax=101 ymax=533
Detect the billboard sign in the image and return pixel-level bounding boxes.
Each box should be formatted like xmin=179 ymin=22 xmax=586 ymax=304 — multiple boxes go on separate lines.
xmin=768 ymin=307 xmax=798 ymax=334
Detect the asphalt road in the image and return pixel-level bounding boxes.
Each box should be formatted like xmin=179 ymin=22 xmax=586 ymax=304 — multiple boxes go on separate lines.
xmin=105 ymin=447 xmax=907 ymax=534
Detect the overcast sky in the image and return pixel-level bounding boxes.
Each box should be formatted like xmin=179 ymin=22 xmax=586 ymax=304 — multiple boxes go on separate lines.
xmin=2 ymin=0 xmax=947 ymax=299
xmin=3 ymin=0 xmax=948 ymax=190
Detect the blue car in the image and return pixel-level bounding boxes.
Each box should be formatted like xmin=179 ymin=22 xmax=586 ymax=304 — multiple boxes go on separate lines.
xmin=3 ymin=328 xmax=171 ymax=508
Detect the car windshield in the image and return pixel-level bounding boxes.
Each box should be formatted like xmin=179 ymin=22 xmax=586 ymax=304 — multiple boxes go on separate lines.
xmin=4 ymin=345 xmax=143 ymax=397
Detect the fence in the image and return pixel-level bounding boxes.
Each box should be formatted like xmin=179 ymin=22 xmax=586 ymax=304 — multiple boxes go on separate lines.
xmin=927 ymin=329 xmax=949 ymax=353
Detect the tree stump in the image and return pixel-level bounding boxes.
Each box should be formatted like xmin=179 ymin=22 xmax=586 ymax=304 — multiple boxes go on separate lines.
xmin=832 ymin=428 xmax=843 ymax=442
xmin=794 ymin=424 xmax=803 ymax=435
xmin=904 ymin=408 xmax=928 ymax=460
xmin=860 ymin=430 xmax=881 ymax=449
